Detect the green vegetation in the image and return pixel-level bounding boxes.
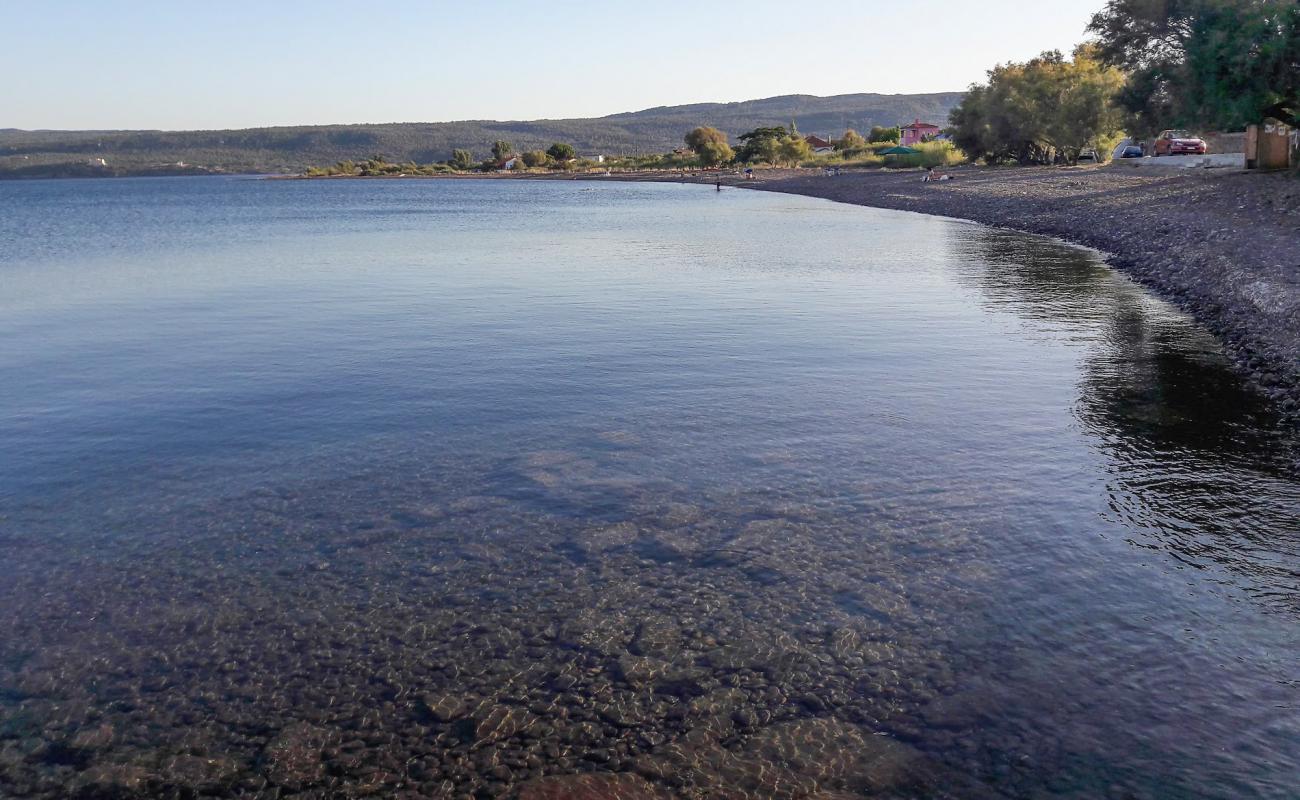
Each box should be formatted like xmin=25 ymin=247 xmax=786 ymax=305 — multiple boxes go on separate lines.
xmin=949 ymin=46 xmax=1126 ymax=164
xmin=684 ymin=127 xmax=734 ymax=166
xmin=867 ymin=126 xmax=900 ymax=143
xmin=1088 ymin=0 xmax=1299 ymax=133
xmin=295 ymin=114 xmax=968 ymax=177
xmin=804 ymin=139 xmax=962 ymax=170
xmin=1 ymin=93 xmax=966 ymax=178
xmin=734 ymin=126 xmax=788 ymax=164
xmin=301 ymin=141 xmax=592 ymax=176
xmin=305 ymin=156 xmax=456 ymax=177
xmin=946 ymin=0 xmax=1296 ymax=168
xmin=835 ymin=129 xmax=867 ymax=150
xmin=451 ymin=149 xmax=475 ymax=169
xmin=777 ymin=135 xmax=813 ymax=166
xmin=546 ymin=142 xmax=576 ymax=162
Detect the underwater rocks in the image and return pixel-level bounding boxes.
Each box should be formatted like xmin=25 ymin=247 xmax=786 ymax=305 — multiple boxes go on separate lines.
xmin=514 ymin=772 xmax=672 ymax=800
xmin=0 ymin=453 xmax=993 ymax=798
xmin=262 ymin=722 xmax=333 ymax=790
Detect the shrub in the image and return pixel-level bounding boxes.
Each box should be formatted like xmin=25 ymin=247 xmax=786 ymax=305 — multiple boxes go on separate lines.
xmin=521 ymin=150 xmax=550 ymax=168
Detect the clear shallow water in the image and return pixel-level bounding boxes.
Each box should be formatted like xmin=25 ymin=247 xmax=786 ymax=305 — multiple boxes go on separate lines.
xmin=0 ymin=176 xmax=1297 ymax=799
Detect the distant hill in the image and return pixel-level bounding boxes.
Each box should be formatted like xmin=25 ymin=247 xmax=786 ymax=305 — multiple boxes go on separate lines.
xmin=0 ymin=92 xmax=964 ymax=178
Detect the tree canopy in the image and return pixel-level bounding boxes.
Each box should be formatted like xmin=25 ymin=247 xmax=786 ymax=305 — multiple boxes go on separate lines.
xmin=521 ymin=150 xmax=549 ymax=167
xmin=1088 ymin=0 xmax=1300 ymax=131
xmin=949 ymin=46 xmax=1126 ymax=164
xmin=683 ymin=127 xmax=734 ymax=166
xmin=835 ymin=129 xmax=867 ymax=150
xmin=450 ymin=149 xmax=475 ymax=169
xmin=491 ymin=140 xmax=513 ymax=161
xmin=777 ymin=134 xmax=813 ymax=166
xmin=734 ymin=126 xmax=787 ymax=163
xmin=867 ymin=126 xmax=900 ymax=143
xmin=546 ymin=142 xmax=576 ymax=161
xmin=684 ymin=126 xmax=726 ymax=150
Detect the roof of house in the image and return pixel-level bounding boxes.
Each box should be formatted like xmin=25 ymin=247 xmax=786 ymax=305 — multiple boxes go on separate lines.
xmin=901 ymin=120 xmax=941 ymax=130
xmin=804 ymin=135 xmax=834 ymax=148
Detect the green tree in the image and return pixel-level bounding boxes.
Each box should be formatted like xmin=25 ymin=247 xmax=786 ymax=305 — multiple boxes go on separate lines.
xmin=1088 ymin=0 xmax=1300 ymax=131
xmin=684 ymin=126 xmax=726 ymax=150
xmin=491 ymin=140 xmax=513 ymax=161
xmin=521 ymin=150 xmax=550 ymax=167
xmin=546 ymin=142 xmax=576 ymax=162
xmin=777 ymin=134 xmax=813 ymax=166
xmin=734 ymin=126 xmax=788 ymax=162
xmin=867 ymin=126 xmax=900 ymax=143
xmin=451 ymin=149 xmax=474 ymax=169
xmin=835 ymin=129 xmax=867 ymax=150
xmin=949 ymin=46 xmax=1126 ymax=164
xmin=697 ymin=140 xmax=735 ymax=166
xmin=684 ymin=126 xmax=735 ymax=166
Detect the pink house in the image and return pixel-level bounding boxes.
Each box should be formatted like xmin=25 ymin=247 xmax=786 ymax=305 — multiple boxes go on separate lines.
xmin=901 ymin=120 xmax=941 ymax=146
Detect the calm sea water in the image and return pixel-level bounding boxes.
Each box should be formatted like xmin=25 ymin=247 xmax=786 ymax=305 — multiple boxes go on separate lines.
xmin=0 ymin=177 xmax=1296 ymax=799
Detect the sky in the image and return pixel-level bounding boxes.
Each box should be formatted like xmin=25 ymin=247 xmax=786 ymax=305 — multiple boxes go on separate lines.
xmin=3 ymin=1 xmax=1099 ymax=131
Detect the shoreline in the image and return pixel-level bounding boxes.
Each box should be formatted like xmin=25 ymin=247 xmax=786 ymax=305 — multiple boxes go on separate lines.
xmin=705 ymin=166 xmax=1300 ymax=423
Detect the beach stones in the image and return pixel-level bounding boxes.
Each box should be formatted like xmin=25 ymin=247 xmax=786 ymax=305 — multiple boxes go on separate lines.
xmin=262 ymin=722 xmax=333 ymax=789
xmin=557 ymin=610 xmax=633 ymax=658
xmin=69 ymin=723 xmax=114 ymax=751
xmin=421 ymin=692 xmax=467 ymax=723
xmin=631 ymin=717 xmax=938 ymax=799
xmin=0 ymin=451 xmax=994 ymax=799
xmin=629 ymin=617 xmax=680 ymax=658
xmin=72 ymin=762 xmax=150 ymax=794
xmin=160 ymin=754 xmax=242 ymax=793
xmin=572 ymin=522 xmax=640 ymax=558
xmin=513 ymin=772 xmax=671 ymax=800
xmin=473 ymin=705 xmax=538 ymax=747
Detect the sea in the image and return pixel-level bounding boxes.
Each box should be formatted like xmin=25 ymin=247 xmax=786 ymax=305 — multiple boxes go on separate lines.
xmin=0 ymin=176 xmax=1296 ymax=798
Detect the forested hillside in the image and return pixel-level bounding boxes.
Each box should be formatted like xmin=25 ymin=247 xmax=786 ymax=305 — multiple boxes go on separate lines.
xmin=0 ymin=92 xmax=962 ymax=177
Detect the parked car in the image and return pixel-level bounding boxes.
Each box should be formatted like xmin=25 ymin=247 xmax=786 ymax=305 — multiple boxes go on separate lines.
xmin=1077 ymin=148 xmax=1100 ymax=163
xmin=1153 ymin=130 xmax=1208 ymax=156
xmin=1119 ymin=145 xmax=1144 ymax=159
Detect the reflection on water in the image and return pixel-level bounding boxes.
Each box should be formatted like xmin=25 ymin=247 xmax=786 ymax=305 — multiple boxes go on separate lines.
xmin=959 ymin=228 xmax=1300 ymax=611
xmin=0 ymin=178 xmax=1296 ymax=799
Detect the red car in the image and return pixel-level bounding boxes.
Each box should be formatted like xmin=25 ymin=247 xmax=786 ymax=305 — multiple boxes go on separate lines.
xmin=1153 ymin=130 xmax=1208 ymax=156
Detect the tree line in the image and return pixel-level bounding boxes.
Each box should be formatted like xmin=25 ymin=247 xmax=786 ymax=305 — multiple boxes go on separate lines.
xmin=948 ymin=0 xmax=1299 ymax=165
xmin=305 ymin=140 xmax=589 ymax=176
xmin=304 ymin=123 xmax=945 ymax=176
xmin=681 ymin=124 xmax=913 ymax=167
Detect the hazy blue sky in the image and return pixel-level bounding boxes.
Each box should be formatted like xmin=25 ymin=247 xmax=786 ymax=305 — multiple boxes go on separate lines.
xmin=5 ymin=1 xmax=1098 ymax=130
